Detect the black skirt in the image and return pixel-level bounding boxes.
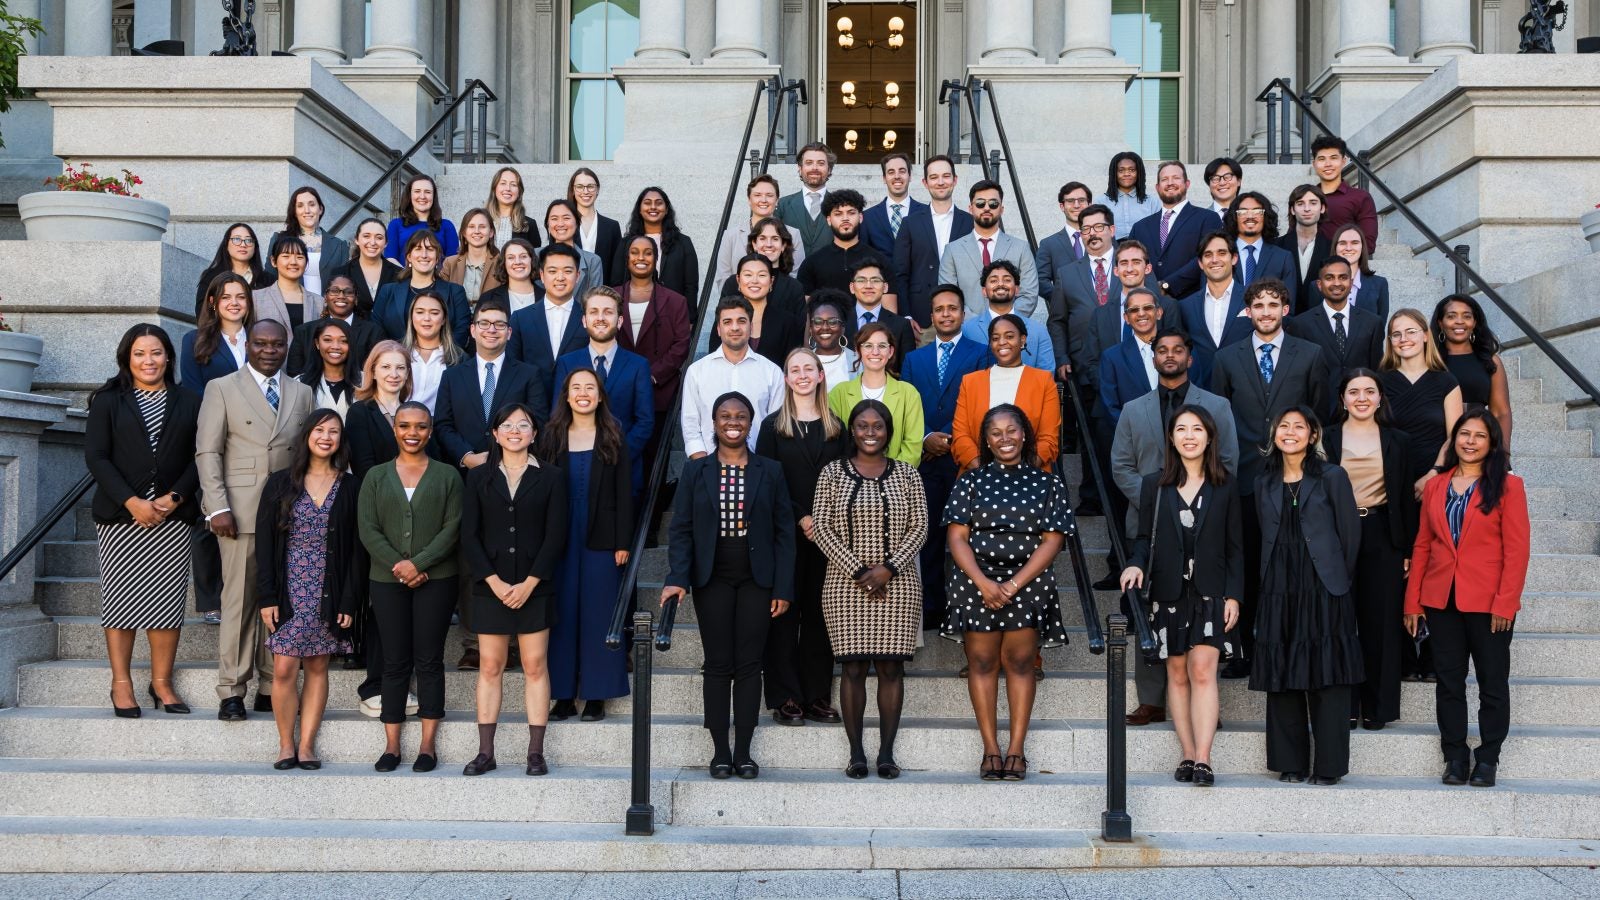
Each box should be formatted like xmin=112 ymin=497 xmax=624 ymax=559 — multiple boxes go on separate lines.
xmin=1250 ymin=490 xmax=1364 ymax=693
xmin=470 ymin=587 xmax=555 ymax=635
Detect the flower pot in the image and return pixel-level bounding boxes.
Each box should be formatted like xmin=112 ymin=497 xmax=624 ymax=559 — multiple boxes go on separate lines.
xmin=17 ymin=191 xmax=170 ymax=241
xmin=1583 ymin=207 xmax=1600 ymax=255
xmin=0 ymin=331 xmax=45 ymax=394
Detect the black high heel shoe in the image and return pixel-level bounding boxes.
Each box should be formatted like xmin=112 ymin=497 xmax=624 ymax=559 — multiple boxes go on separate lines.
xmin=110 ymin=682 xmax=141 ymax=719
xmin=148 ymin=682 xmax=191 ymax=714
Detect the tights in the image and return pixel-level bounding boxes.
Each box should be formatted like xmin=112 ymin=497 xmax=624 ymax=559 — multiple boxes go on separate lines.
xmin=839 ymin=659 xmax=905 ymax=765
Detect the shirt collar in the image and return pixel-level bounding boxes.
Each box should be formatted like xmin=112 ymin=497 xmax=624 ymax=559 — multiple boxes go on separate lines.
xmin=1323 ymin=300 xmax=1351 ymax=323
xmin=1252 ymin=331 xmax=1282 ymax=352
xmin=247 ymin=365 xmax=278 ymax=389
xmin=590 ymin=342 xmax=617 ymax=367
xmin=1206 ymin=279 xmax=1234 ymax=302
xmin=476 ymin=351 xmax=505 ymax=377
xmin=1163 ymin=199 xmax=1189 ymax=219
xmin=855 ymin=302 xmax=884 ymax=321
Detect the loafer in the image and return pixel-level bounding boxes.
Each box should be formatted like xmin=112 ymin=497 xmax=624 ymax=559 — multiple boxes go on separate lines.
xmin=1309 ymin=774 xmax=1340 ymax=786
xmin=709 ymin=762 xmax=734 ymax=780
xmin=1174 ymin=759 xmax=1195 ymax=783
xmin=1361 ymin=719 xmax=1386 ymax=731
xmin=273 ymin=755 xmax=298 ymax=771
xmin=374 ymin=752 xmax=401 ymax=773
xmin=412 ymin=753 xmax=437 ymax=773
xmin=550 ymin=699 xmax=578 ymax=721
xmin=1126 ymin=704 xmax=1166 ymax=726
xmin=735 ymin=760 xmax=760 ymax=780
xmin=1442 ymin=760 xmax=1470 ymax=786
xmin=1279 ymin=771 xmax=1307 ymax=783
xmin=526 ymin=753 xmax=549 ymax=776
xmin=1469 ymin=762 xmax=1497 ymax=787
xmin=463 ymin=753 xmax=497 ymax=776
xmin=1192 ymin=762 xmax=1215 ymax=787
xmin=803 ymin=701 xmax=841 ymax=724
xmin=773 ymin=700 xmax=806 ymax=726
xmin=253 ymin=694 xmax=273 ymax=713
xmin=217 ymin=696 xmax=246 ymax=722
xmin=457 ymin=648 xmax=480 ymax=671
xmin=580 ymin=700 xmax=605 ymax=722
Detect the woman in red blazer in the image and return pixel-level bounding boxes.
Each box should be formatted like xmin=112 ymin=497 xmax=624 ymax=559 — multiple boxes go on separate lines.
xmin=1404 ymin=407 xmax=1529 ymax=788
xmin=951 ymin=315 xmax=1061 ymax=473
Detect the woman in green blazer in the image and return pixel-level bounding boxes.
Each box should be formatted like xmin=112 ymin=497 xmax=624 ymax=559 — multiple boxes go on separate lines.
xmin=356 ymin=401 xmax=462 ymax=774
xmin=827 ymin=322 xmax=924 ymax=467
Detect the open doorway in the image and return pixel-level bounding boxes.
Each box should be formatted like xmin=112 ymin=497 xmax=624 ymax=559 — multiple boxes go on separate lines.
xmin=820 ymin=1 xmax=918 ymax=163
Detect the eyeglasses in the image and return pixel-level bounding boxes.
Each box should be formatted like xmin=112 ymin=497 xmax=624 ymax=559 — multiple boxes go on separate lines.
xmin=228 ymin=236 xmax=255 ymax=246
xmin=972 ymin=199 xmax=1002 ymax=210
xmin=572 ymin=183 xmax=599 ymax=193
xmin=810 ymin=317 xmax=843 ymax=328
xmin=1233 ymin=209 xmax=1265 ymax=218
xmin=1208 ymin=173 xmax=1239 ymax=184
xmin=474 ymin=321 xmax=510 ymax=332
xmin=851 ymin=276 xmax=886 ymax=286
xmin=1081 ymin=223 xmax=1111 ymax=234
xmin=1389 ymin=328 xmax=1424 ymax=340
xmin=325 ymin=287 xmax=355 ymax=296
xmin=496 ymin=420 xmax=533 ymax=432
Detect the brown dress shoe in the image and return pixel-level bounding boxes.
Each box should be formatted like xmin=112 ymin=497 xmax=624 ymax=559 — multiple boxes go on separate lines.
xmin=1125 ymin=704 xmax=1167 ymax=725
xmin=457 ymin=648 xmax=480 ymax=671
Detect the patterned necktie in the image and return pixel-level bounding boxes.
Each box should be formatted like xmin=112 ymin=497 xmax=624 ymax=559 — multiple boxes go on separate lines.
xmin=1160 ymin=209 xmax=1174 ymax=249
xmin=594 ymin=355 xmax=608 ymax=387
xmin=481 ymin=361 xmax=496 ymax=421
xmin=979 ymin=237 xmax=992 ymax=267
xmin=861 ymin=309 xmax=875 ymax=326
xmin=1072 ymin=231 xmax=1083 ymax=258
xmin=1258 ymin=343 xmax=1275 ymax=384
xmin=1244 ymin=244 xmax=1257 ymax=284
xmin=1093 ymin=258 xmax=1109 ymax=306
xmin=938 ymin=341 xmax=953 ymax=386
xmin=264 ymin=376 xmax=279 ymax=411
xmin=1333 ymin=312 xmax=1348 ymax=359
xmin=890 ymin=204 xmax=903 ymax=238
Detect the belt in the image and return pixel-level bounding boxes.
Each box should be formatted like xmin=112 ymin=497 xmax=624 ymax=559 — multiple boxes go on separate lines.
xmin=1356 ymin=503 xmax=1387 ymax=518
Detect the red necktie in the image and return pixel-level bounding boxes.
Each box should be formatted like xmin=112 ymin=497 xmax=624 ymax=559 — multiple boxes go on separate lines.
xmin=979 ymin=237 xmax=992 ymax=267
xmin=1094 ymin=258 xmax=1109 ymax=306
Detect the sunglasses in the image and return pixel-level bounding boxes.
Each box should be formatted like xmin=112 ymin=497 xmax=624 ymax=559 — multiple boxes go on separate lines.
xmin=972 ymin=199 xmax=1002 ymax=210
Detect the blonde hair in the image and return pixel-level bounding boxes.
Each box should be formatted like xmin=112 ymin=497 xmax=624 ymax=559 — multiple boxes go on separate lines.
xmin=1380 ymin=308 xmax=1446 ymax=372
xmin=403 ymin=291 xmax=463 ymax=366
xmin=773 ymin=347 xmax=844 ymax=440
xmin=355 ymin=340 xmax=414 ymax=403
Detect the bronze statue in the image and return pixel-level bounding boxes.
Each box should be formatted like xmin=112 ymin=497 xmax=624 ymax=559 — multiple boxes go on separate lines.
xmin=1518 ymin=0 xmax=1568 ymax=54
xmin=211 ymin=0 xmax=257 ymax=57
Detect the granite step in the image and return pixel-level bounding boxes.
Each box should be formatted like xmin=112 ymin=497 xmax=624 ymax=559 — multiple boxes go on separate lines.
xmin=1509 ymin=428 xmax=1594 ymax=459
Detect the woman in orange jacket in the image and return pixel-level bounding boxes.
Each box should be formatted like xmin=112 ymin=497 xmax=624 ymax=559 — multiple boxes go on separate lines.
xmin=951 ymin=315 xmax=1061 ymax=473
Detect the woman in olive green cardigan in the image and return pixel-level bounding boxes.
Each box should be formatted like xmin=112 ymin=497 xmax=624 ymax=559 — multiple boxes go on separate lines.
xmin=357 ymin=401 xmax=462 ymax=773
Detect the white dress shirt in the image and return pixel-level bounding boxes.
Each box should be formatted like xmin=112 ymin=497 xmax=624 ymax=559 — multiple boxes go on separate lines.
xmin=1134 ymin=334 xmax=1158 ymax=388
xmin=679 ymin=346 xmax=785 ymax=456
xmin=410 ymin=346 xmax=447 ymax=412
xmin=247 ymin=364 xmax=280 ymax=403
xmin=804 ymin=189 xmax=824 ymax=220
xmin=1296 ymin=233 xmax=1317 ymax=280
xmin=221 ymin=328 xmax=247 ymax=370
xmin=1323 ymin=300 xmax=1354 ymax=332
xmin=1204 ymin=279 xmax=1235 ymax=347
xmin=579 ymin=215 xmax=598 ymax=252
xmin=475 ymin=352 xmax=507 ymax=394
xmin=931 ymin=206 xmax=955 ymax=258
xmin=545 ymin=298 xmax=576 ymax=358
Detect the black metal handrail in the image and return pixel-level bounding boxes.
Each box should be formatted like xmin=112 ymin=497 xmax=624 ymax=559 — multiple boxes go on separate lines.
xmin=0 ymin=473 xmax=94 ymax=584
xmin=1258 ymin=76 xmax=1600 ymax=409
xmin=1057 ymin=388 xmax=1105 ymax=656
xmin=969 ymin=78 xmax=1038 ymax=253
xmin=326 ymin=79 xmax=499 ymax=239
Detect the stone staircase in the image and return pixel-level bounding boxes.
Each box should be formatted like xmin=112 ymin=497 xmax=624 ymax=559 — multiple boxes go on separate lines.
xmin=1 ymin=356 xmax=1598 ymax=871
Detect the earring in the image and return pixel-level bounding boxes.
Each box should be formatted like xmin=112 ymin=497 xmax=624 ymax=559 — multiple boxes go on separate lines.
xmin=1469 ymin=330 xmax=1475 ymax=342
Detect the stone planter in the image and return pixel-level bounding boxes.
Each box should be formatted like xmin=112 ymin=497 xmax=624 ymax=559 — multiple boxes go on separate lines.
xmin=1583 ymin=207 xmax=1600 ymax=254
xmin=0 ymin=331 xmax=45 ymax=394
xmin=16 ymin=191 xmax=170 ymax=241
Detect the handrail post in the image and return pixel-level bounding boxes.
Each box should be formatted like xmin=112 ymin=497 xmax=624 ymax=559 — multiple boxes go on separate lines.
xmin=625 ymin=609 xmax=656 ymax=836
xmin=1264 ymin=90 xmax=1278 ymax=165
xmin=1355 ymin=150 xmax=1371 ymax=192
xmin=968 ymin=80 xmax=985 ymax=164
xmin=785 ymin=79 xmax=802 ymax=163
xmin=987 ymin=149 xmax=1001 ymax=184
xmin=1299 ymin=90 xmax=1315 ymax=164
xmin=766 ymin=76 xmax=780 ymax=156
xmin=944 ymin=80 xmax=962 ymax=159
xmin=1101 ymin=612 xmax=1132 ymax=842
xmin=749 ymin=149 xmax=762 ymax=181
xmin=476 ymin=85 xmax=490 ymax=163
xmin=1278 ymin=81 xmax=1293 ymax=164
xmin=461 ymin=80 xmax=475 ymax=163
xmin=1454 ymin=244 xmax=1472 ymax=295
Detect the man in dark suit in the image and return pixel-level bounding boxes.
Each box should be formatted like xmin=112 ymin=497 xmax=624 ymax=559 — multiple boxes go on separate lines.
xmin=1227 ymin=192 xmax=1299 ymax=310
xmin=1273 ymin=184 xmax=1333 ymax=313
xmin=1049 ymin=204 xmax=1118 ymax=384
xmin=553 ymin=286 xmax=654 ymax=491
xmin=1210 ymin=278 xmax=1330 ymax=676
xmin=1177 ymin=232 xmax=1253 ymax=390
xmin=1285 ymin=256 xmax=1385 ymax=411
xmin=1081 ymin=239 xmax=1180 ymax=390
xmin=1098 ymin=288 xmax=1165 ymax=426
xmin=860 ymin=152 xmax=925 ymax=258
xmin=1035 ymin=181 xmax=1091 ymax=299
xmin=891 ymin=155 xmax=973 ymax=334
xmin=902 ymin=285 xmax=990 ymax=624
xmin=841 ymin=258 xmax=915 ymax=375
xmin=508 ymin=243 xmax=588 ymax=400
xmin=1128 ymin=161 xmax=1223 ymax=300
xmin=286 ymin=275 xmax=382 ymax=377
xmin=774 ymin=142 xmax=836 ymax=256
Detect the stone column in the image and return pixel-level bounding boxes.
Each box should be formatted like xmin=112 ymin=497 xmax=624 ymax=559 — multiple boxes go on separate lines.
xmin=364 ymin=0 xmax=423 ymax=62
xmin=456 ymin=0 xmax=501 ymax=150
xmin=711 ymin=0 xmax=765 ymax=59
xmin=342 ymin=0 xmax=445 ymax=139
xmin=1245 ymin=0 xmax=1297 ymax=156
xmin=982 ymin=0 xmax=1038 ymax=61
xmin=289 ymin=0 xmax=344 ymax=63
xmin=133 ymin=0 xmax=173 ymax=49
xmin=10 ymin=0 xmax=40 ymax=54
xmin=634 ymin=0 xmax=689 ymax=60
xmin=1060 ymin=0 xmax=1114 ymax=60
xmin=1336 ymin=0 xmax=1399 ymax=60
xmin=1415 ymin=0 xmax=1475 ymax=60
xmin=63 ymin=0 xmax=115 ymax=56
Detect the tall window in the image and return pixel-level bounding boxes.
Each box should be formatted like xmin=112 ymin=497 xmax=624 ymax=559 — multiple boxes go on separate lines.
xmin=567 ymin=0 xmax=639 ymax=160
xmin=1112 ymin=0 xmax=1182 ymax=160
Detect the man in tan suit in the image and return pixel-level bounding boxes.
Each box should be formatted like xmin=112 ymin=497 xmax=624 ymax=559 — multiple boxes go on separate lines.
xmin=196 ymin=319 xmax=312 ymax=720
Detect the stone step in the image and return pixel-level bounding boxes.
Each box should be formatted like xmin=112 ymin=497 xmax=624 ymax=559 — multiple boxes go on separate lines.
xmin=1511 ymin=428 xmax=1594 ymax=459
xmin=1 ymin=707 xmax=1596 ymax=782
xmin=1524 ymin=489 xmax=1600 ymax=522
xmin=1508 ymin=401 xmax=1577 ymax=433
xmin=21 ymin=659 xmax=1600 ymax=728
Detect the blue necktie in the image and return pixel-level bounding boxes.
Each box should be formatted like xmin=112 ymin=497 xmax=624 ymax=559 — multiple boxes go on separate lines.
xmin=1244 ymin=244 xmax=1257 ymax=284
xmin=481 ymin=362 xmax=496 ymax=421
xmin=1258 ymin=343 xmax=1275 ymax=384
xmin=861 ymin=310 xmax=874 ymax=326
xmin=594 ymin=355 xmax=608 ymax=387
xmin=890 ymin=204 xmax=903 ymax=238
xmin=264 ymin=376 xmax=279 ymax=411
xmin=937 ymin=341 xmax=953 ymax=386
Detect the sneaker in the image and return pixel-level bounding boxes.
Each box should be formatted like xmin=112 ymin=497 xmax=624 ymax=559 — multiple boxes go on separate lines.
xmin=202 ymin=611 xmax=222 ymax=625
xmin=360 ymin=695 xmax=382 ymax=718
xmin=406 ymin=693 xmax=420 ymax=716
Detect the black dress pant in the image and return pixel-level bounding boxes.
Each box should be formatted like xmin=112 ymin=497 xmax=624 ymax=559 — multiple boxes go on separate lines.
xmin=917 ymin=455 xmax=958 ymax=624
xmin=1266 ymin=685 xmax=1352 ymax=778
xmin=698 ymin=537 xmax=772 ymax=737
xmin=1431 ymin=590 xmax=1514 ymax=766
xmin=1352 ymin=506 xmax=1407 ymax=723
xmin=1230 ymin=493 xmax=1264 ymax=660
xmin=369 ymin=577 xmax=457 ymax=725
xmin=763 ymin=538 xmax=834 ymax=708
xmin=191 ymin=523 xmax=223 ymax=614
xmin=357 ymin=598 xmax=384 ymax=701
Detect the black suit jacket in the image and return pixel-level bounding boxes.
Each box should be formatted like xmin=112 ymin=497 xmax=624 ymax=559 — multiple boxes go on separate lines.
xmin=1256 ymin=464 xmax=1361 ymax=596
xmin=666 ymin=454 xmax=795 ymax=599
xmin=433 ymin=356 xmax=550 ymax=466
xmin=345 ymin=398 xmax=399 ymax=479
xmin=287 ymin=316 xmax=384 ymax=378
xmin=1127 ymin=474 xmax=1245 ymax=604
xmin=612 ymin=232 xmax=700 ymax=306
xmin=1128 ymin=204 xmax=1223 ymax=299
xmin=1272 ymin=231 xmax=1333 ymax=314
xmin=550 ymin=444 xmax=635 ymax=551
xmin=581 ymin=214 xmax=622 ymax=283
xmin=460 ymin=462 xmax=567 ymax=595
xmin=85 ymin=385 xmax=203 ymax=525
xmin=1322 ymin=424 xmax=1419 ymax=553
xmin=842 ymin=305 xmax=916 ymax=376
xmin=1209 ymin=334 xmax=1330 ymax=494
xmin=337 ymin=258 xmax=403 ymax=320
xmin=891 ymin=205 xmax=974 ymax=327
xmin=1285 ymin=304 xmax=1386 ymax=409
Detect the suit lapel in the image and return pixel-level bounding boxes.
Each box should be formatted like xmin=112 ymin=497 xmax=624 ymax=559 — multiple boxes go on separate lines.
xmin=1190 ymin=480 xmax=1215 ymax=536
xmin=235 ymin=369 xmax=276 ymax=422
xmin=119 ymin=392 xmax=160 ymax=464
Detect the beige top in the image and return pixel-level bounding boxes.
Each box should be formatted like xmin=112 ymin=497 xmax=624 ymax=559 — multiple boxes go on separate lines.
xmin=1341 ymin=444 xmax=1387 ymax=509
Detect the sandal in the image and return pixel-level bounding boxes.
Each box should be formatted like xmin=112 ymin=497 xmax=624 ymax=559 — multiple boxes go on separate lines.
xmin=1001 ymin=754 xmax=1028 ymax=781
xmin=980 ymin=754 xmax=1004 ymax=781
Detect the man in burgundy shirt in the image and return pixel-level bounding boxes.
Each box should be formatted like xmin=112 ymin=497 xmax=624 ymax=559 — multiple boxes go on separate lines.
xmin=1311 ymin=135 xmax=1379 ymax=250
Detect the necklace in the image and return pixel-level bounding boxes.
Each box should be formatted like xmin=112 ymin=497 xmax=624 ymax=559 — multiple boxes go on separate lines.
xmin=1286 ymin=480 xmax=1302 ymax=508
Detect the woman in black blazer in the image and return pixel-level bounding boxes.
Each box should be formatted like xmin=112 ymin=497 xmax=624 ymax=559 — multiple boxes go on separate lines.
xmin=1253 ymin=405 xmax=1363 ymax=785
xmin=719 ymin=219 xmax=807 ymax=318
xmin=340 ymin=218 xmax=403 ymax=320
xmin=1324 ymin=369 xmax=1418 ymax=731
xmin=294 ymin=319 xmax=356 ymax=419
xmin=709 ymin=253 xmax=807 ymax=368
xmin=460 ymin=403 xmax=568 ymax=776
xmin=569 ymin=167 xmax=622 ymax=279
xmin=85 ymin=324 xmax=202 ymax=718
xmin=613 ymin=186 xmax=700 ymax=306
xmin=661 ymin=392 xmax=796 ymax=780
xmin=194 ymin=223 xmax=269 ymax=317
xmin=254 ymin=410 xmax=364 ymax=769
xmin=1121 ymin=404 xmax=1243 ymax=787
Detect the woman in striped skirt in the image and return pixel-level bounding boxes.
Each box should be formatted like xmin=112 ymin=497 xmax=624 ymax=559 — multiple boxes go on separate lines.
xmin=84 ymin=324 xmax=204 ymax=717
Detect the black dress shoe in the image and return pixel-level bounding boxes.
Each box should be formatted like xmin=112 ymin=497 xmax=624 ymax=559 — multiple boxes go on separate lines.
xmin=253 ymin=694 xmax=273 ymax=713
xmin=526 ymin=753 xmax=549 ymax=776
xmin=218 ymin=697 xmax=246 ymax=722
xmin=412 ymin=753 xmax=437 ymax=773
xmin=1469 ymin=762 xmax=1497 ymax=787
xmin=735 ymin=760 xmax=760 ymax=779
xmin=1442 ymin=760 xmax=1469 ymax=785
xmin=550 ymin=699 xmax=578 ymax=721
xmin=803 ymin=701 xmax=842 ymax=724
xmin=1308 ymin=774 xmax=1340 ymax=786
xmin=580 ymin=700 xmax=605 ymax=722
xmin=463 ymin=753 xmax=497 ymax=776
xmin=1279 ymin=771 xmax=1307 ymax=783
xmin=1092 ymin=573 xmax=1121 ymax=591
xmin=374 ymin=752 xmax=400 ymax=773
xmin=709 ymin=762 xmax=734 ymax=779
xmin=273 ymin=755 xmax=299 ymax=771
xmin=1174 ymin=759 xmax=1195 ymax=783
xmin=773 ymin=700 xmax=806 ymax=726
xmin=341 ymin=653 xmax=364 ymax=671
xmin=1192 ymin=762 xmax=1215 ymax=787
xmin=1361 ymin=719 xmax=1386 ymax=731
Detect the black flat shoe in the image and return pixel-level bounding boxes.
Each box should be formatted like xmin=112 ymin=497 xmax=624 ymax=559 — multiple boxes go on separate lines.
xmin=273 ymin=755 xmax=298 ymax=771
xmin=1174 ymin=759 xmax=1195 ymax=782
xmin=110 ymin=689 xmax=141 ymax=719
xmin=412 ymin=753 xmax=437 ymax=773
xmin=1279 ymin=771 xmax=1307 ymax=783
xmin=735 ymin=760 xmax=760 ymax=780
xmin=1361 ymin=719 xmax=1386 ymax=731
xmin=1192 ymin=762 xmax=1215 ymax=787
xmin=709 ymin=762 xmax=734 ymax=780
xmin=526 ymin=753 xmax=548 ymax=776
xmin=845 ymin=758 xmax=869 ymax=779
xmin=463 ymin=753 xmax=497 ymax=776
xmin=580 ymin=700 xmax=605 ymax=722
xmin=1309 ymin=774 xmax=1340 ymax=786
xmin=1348 ymin=717 xmax=1358 ymax=731
xmin=876 ymin=759 xmax=901 ymax=780
xmin=1469 ymin=762 xmax=1497 ymax=787
xmin=148 ymin=684 xmax=190 ymax=714
xmin=341 ymin=653 xmax=364 ymax=670
xmin=1442 ymin=760 xmax=1470 ymax=785
xmin=1001 ymin=755 xmax=1028 ymax=781
xmin=550 ymin=699 xmax=577 ymax=721
xmin=253 ymin=694 xmax=273 ymax=713
xmin=374 ymin=752 xmax=401 ymax=773
xmin=297 ymin=758 xmax=321 ymax=771
xmin=217 ymin=697 xmax=245 ymax=721
xmin=980 ymin=754 xmax=1004 ymax=781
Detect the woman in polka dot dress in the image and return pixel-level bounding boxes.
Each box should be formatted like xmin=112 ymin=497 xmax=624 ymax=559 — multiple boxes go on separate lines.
xmin=943 ymin=404 xmax=1073 ymax=782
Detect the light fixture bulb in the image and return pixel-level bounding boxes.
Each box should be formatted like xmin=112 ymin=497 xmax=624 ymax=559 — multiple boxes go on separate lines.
xmin=845 ymin=129 xmax=858 ymax=141
xmin=841 ymin=80 xmax=856 ymax=95
xmin=836 ymin=16 xmax=852 ymax=32
xmin=886 ymin=95 xmax=900 ymax=108
xmin=888 ymin=33 xmax=904 ymax=48
xmin=885 ymin=81 xmax=899 ymax=95
xmin=883 ymin=130 xmax=897 ymax=148
xmin=888 ymin=16 xmax=905 ymax=32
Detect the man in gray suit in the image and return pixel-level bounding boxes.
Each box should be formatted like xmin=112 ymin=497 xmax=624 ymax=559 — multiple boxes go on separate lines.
xmin=1035 ymin=180 xmax=1091 ymax=299
xmin=773 ymin=142 xmax=836 ymax=257
xmin=196 ymin=320 xmax=313 ymax=721
xmin=1111 ymin=327 xmax=1239 ymax=724
xmin=938 ymin=179 xmax=1040 ymax=319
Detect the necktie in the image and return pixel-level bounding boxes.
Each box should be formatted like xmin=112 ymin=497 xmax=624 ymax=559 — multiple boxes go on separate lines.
xmin=481 ymin=361 xmax=496 ymax=421
xmin=1160 ymin=209 xmax=1174 ymax=249
xmin=1093 ymin=258 xmax=1109 ymax=306
xmin=860 ymin=309 xmax=875 ymax=326
xmin=1244 ymin=244 xmax=1257 ymax=284
xmin=1258 ymin=343 xmax=1275 ymax=384
xmin=264 ymin=376 xmax=279 ymax=411
xmin=890 ymin=204 xmax=903 ymax=238
xmin=937 ymin=341 xmax=953 ymax=386
xmin=979 ymin=237 xmax=992 ymax=267
xmin=594 ymin=355 xmax=608 ymax=387
xmin=1072 ymin=231 xmax=1083 ymax=258
xmin=1333 ymin=312 xmax=1348 ymax=359
xmin=806 ymin=192 xmax=820 ymax=219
